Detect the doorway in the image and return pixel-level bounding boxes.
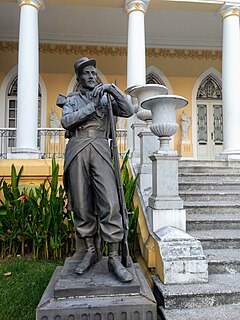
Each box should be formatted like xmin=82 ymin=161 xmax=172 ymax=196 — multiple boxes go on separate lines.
xmin=197 ymin=101 xmax=223 ymax=159
xmin=196 ymin=74 xmax=222 ymax=160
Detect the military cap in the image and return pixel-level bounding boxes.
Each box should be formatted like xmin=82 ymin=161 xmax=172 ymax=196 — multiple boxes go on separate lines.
xmin=74 ymin=57 xmax=96 ymax=75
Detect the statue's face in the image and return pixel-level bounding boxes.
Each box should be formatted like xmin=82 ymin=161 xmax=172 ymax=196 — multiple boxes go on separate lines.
xmin=78 ymin=65 xmax=97 ymax=91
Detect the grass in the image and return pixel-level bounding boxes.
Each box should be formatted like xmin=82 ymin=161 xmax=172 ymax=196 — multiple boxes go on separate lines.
xmin=0 ymin=257 xmax=61 ymax=320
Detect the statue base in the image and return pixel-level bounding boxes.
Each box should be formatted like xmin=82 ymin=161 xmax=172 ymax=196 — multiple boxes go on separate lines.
xmin=36 ymin=257 xmax=157 ymax=320
xmin=178 ymin=140 xmax=193 ymax=158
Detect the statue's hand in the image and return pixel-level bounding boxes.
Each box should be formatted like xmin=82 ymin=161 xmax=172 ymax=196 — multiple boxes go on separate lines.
xmin=92 ymin=83 xmax=113 ymax=100
xmin=91 ymin=84 xmax=103 ymax=105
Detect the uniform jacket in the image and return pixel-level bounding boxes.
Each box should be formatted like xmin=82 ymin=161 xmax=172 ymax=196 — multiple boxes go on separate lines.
xmin=57 ymin=85 xmax=134 ymax=196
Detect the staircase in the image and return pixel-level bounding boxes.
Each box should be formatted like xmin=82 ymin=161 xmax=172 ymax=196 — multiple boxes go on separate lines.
xmin=156 ymin=160 xmax=240 ymax=320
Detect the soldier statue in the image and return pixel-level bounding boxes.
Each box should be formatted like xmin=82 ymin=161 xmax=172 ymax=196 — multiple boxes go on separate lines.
xmin=57 ymin=57 xmax=134 ymax=282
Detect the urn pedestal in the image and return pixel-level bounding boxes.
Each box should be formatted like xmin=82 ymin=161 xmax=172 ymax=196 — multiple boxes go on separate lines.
xmin=140 ymin=94 xmax=208 ymax=286
xmin=141 ymin=94 xmax=188 ymax=232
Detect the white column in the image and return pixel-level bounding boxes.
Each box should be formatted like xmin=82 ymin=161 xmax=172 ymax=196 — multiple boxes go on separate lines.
xmin=220 ymin=3 xmax=240 ymax=159
xmin=124 ymin=0 xmax=150 ymax=156
xmin=125 ymin=0 xmax=149 ymax=87
xmin=14 ymin=0 xmax=44 ymax=158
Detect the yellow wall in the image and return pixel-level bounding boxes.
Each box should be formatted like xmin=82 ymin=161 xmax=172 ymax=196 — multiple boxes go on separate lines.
xmin=0 ymin=159 xmax=64 ymax=201
xmin=0 ymin=42 xmax=222 ymax=154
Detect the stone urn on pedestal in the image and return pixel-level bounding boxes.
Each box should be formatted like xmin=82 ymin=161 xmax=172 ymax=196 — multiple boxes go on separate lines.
xmin=141 ymin=95 xmax=188 ymax=156
xmin=141 ymin=94 xmax=208 ymax=286
xmin=127 ymin=84 xmax=168 ymax=128
xmin=126 ymin=84 xmax=168 ymax=193
xmin=141 ymin=94 xmax=188 ymax=232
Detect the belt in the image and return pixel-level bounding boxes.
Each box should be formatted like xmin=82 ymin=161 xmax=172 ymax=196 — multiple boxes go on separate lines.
xmin=73 ymin=128 xmax=107 ymax=139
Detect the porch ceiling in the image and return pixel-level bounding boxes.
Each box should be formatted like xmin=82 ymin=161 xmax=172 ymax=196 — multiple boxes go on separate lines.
xmin=0 ymin=0 xmax=225 ymax=49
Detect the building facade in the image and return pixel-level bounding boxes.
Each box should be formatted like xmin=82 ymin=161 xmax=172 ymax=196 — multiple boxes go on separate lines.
xmin=2 ymin=0 xmax=240 ymax=162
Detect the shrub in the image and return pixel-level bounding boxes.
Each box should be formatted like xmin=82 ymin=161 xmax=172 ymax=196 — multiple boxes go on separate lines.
xmin=0 ymin=152 xmax=139 ymax=260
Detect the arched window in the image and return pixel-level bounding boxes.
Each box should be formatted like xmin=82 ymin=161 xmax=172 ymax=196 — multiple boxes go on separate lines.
xmin=7 ymin=76 xmax=42 ymax=129
xmin=6 ymin=76 xmax=42 ymax=148
xmin=197 ymin=75 xmax=222 ymax=100
xmin=146 ymin=72 xmax=166 ymax=86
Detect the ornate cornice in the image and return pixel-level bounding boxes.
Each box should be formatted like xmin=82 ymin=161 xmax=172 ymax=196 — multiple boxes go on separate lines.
xmin=40 ymin=43 xmax=127 ymax=56
xmin=125 ymin=0 xmax=150 ymax=15
xmin=0 ymin=41 xmax=18 ymax=52
xmin=18 ymin=0 xmax=43 ymax=10
xmin=147 ymin=48 xmax=222 ymax=60
xmin=0 ymin=41 xmax=222 ymax=60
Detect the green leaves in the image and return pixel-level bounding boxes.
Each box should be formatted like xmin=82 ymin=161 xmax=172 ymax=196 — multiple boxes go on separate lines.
xmin=0 ymin=157 xmax=75 ymax=260
xmin=121 ymin=150 xmax=139 ymax=212
xmin=120 ymin=150 xmax=139 ymax=260
xmin=0 ymin=152 xmax=139 ymax=261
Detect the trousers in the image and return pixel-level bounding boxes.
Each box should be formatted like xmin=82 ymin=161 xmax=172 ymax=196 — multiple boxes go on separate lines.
xmin=67 ymin=141 xmax=124 ymax=243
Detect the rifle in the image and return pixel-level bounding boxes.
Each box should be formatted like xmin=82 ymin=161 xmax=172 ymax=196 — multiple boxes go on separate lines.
xmin=107 ymin=93 xmax=131 ymax=268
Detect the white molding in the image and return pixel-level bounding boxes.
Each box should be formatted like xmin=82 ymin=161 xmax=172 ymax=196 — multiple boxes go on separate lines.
xmin=0 ymin=64 xmax=47 ymax=127
xmin=0 ymin=31 xmax=223 ymax=50
xmin=191 ymin=67 xmax=222 ymax=159
xmin=39 ymin=75 xmax=47 ymax=127
xmin=0 ymin=65 xmax=17 ymax=127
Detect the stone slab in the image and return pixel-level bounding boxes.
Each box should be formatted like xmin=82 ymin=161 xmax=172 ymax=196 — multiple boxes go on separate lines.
xmin=153 ymin=273 xmax=240 ymax=309
xmin=54 ymin=257 xmax=140 ymax=298
xmin=160 ymin=304 xmax=240 ymax=320
xmin=36 ymin=259 xmax=157 ymax=320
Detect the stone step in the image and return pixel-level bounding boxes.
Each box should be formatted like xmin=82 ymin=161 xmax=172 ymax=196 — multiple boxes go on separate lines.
xmin=163 ymin=160 xmax=240 ymax=320
xmin=179 ymin=173 xmax=240 ymax=183
xmin=188 ymin=229 xmax=240 ymax=249
xmin=153 ymin=273 xmax=240 ymax=310
xmin=186 ymin=213 xmax=240 ymax=231
xmin=184 ymin=201 xmax=240 ymax=214
xmin=179 ymin=160 xmax=240 ymax=168
xmin=179 ymin=181 xmax=240 ymax=192
xmin=179 ymin=169 xmax=240 ymax=175
xmin=205 ymin=248 xmax=240 ymax=275
xmin=179 ymin=166 xmax=240 ymax=175
xmin=159 ymin=304 xmax=240 ymax=320
xmin=180 ymin=190 xmax=240 ymax=202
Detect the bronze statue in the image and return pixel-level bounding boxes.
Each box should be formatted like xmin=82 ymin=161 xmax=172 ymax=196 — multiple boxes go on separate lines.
xmin=57 ymin=57 xmax=134 ymax=282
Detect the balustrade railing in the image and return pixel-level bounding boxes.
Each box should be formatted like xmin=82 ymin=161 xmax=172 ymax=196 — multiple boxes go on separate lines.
xmin=0 ymin=128 xmax=128 ymax=159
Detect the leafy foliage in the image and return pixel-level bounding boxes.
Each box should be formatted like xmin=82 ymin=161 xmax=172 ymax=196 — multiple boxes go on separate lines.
xmin=120 ymin=150 xmax=139 ymax=259
xmin=0 ymin=152 xmax=139 ymax=260
xmin=0 ymin=157 xmax=75 ymax=260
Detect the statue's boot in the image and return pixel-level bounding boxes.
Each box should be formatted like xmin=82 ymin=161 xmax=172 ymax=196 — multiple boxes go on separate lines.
xmin=108 ymin=242 xmax=133 ymax=282
xmin=75 ymin=237 xmax=97 ymax=275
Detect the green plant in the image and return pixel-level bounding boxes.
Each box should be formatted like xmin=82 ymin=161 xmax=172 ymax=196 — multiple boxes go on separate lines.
xmin=120 ymin=150 xmax=139 ymax=259
xmin=0 ymin=157 xmax=75 ymax=260
xmin=0 ymin=152 xmax=139 ymax=261
xmin=0 ymin=164 xmax=28 ymax=257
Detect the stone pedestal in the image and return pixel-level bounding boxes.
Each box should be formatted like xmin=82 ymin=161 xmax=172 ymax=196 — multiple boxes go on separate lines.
xmin=8 ymin=147 xmax=40 ymax=159
xmin=153 ymin=226 xmax=208 ymax=285
xmin=147 ymin=153 xmax=186 ymax=232
xmin=138 ymin=128 xmax=158 ymax=192
xmin=36 ymin=257 xmax=157 ymax=320
xmin=131 ymin=122 xmax=146 ymax=160
xmin=178 ymin=140 xmax=193 ymax=158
